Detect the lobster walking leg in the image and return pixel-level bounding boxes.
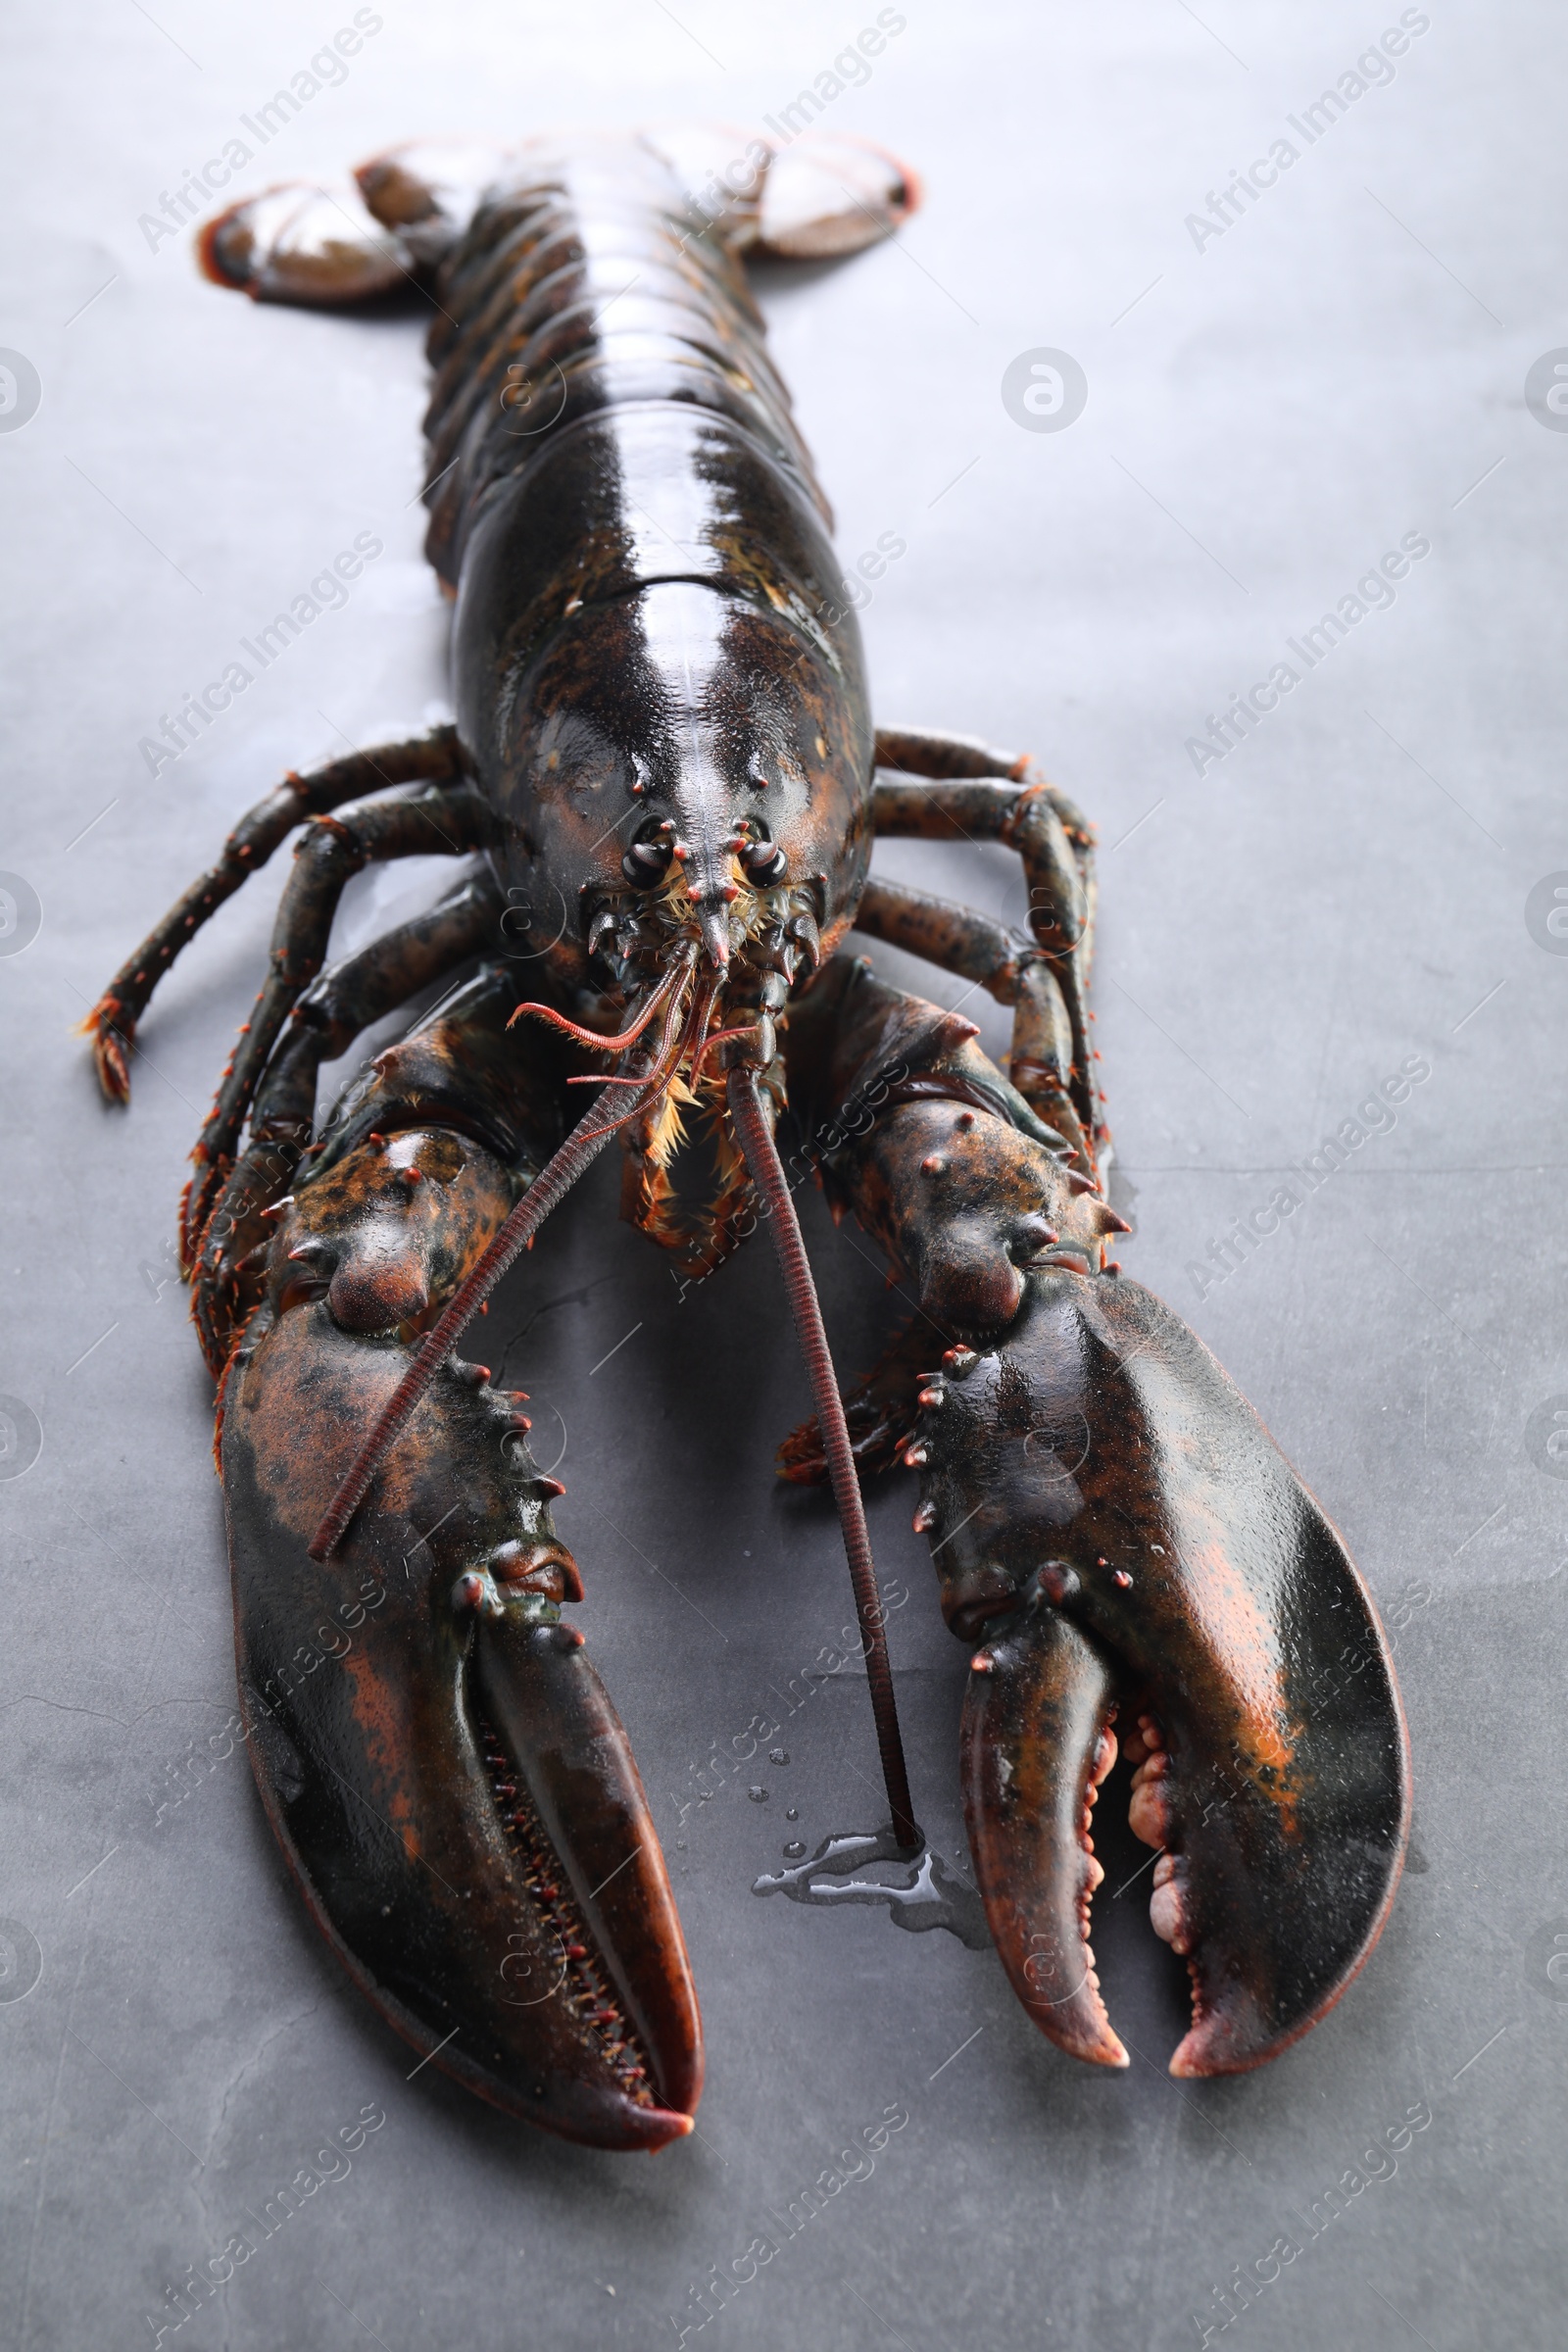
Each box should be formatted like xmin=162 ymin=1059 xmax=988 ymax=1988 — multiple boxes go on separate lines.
xmin=871 ymin=726 xmax=1100 ymax=1151
xmin=220 ymin=974 xmax=702 ymax=2146
xmin=189 ymin=873 xmax=502 ymax=1373
xmin=183 ymin=779 xmax=494 ymax=1257
xmin=81 ymin=726 xmax=464 ymax=1100
xmin=785 ymin=957 xmax=1408 ymax=2077
xmin=854 ymin=875 xmax=1091 ymax=1171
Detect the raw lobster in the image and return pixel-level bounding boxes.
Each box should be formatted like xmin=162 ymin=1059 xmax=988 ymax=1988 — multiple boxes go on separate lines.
xmin=84 ymin=124 xmax=1408 ymax=2148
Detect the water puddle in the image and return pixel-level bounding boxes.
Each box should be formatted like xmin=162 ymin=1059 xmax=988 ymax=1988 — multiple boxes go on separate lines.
xmin=752 ymin=1825 xmax=992 ymax=1950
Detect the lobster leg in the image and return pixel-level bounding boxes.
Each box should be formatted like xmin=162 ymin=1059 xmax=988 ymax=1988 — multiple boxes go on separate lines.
xmin=81 ymin=726 xmax=464 ymax=1101
xmin=854 ymin=876 xmax=1091 ymax=1172
xmin=786 ymin=959 xmax=1409 ymax=2077
xmin=189 ymin=873 xmax=501 ymax=1375
xmin=182 ymin=779 xmax=494 ymax=1258
xmin=220 ymin=974 xmax=702 ymax=2146
xmin=779 ymin=834 xmax=1101 ymax=1483
xmin=791 ymin=725 xmax=1103 ymax=1486
xmin=871 ymin=726 xmax=1101 ymax=1151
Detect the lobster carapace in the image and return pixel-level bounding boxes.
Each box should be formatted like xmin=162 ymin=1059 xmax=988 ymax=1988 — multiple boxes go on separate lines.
xmin=85 ymin=124 xmax=1408 ymax=2147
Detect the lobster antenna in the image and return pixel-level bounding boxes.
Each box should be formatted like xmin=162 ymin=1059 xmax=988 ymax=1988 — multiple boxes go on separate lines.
xmin=309 ymin=956 xmax=701 ymax=1562
xmin=308 ymin=1076 xmax=644 ymax=1560
xmin=725 ymin=1062 xmax=919 ymax=1852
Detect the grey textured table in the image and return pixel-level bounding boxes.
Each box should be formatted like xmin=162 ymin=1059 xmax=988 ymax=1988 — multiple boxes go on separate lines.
xmin=2 ymin=4 xmax=1563 ymax=2347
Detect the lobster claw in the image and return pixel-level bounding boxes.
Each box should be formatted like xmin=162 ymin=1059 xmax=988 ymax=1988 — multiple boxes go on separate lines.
xmin=960 ymin=1609 xmax=1128 ymax=2066
xmin=221 ymin=1302 xmax=701 ymax=2147
xmin=918 ymin=1274 xmax=1410 ymax=2078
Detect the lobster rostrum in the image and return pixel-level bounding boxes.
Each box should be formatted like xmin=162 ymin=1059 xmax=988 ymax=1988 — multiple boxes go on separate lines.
xmin=85 ymin=124 xmax=1408 ymax=2148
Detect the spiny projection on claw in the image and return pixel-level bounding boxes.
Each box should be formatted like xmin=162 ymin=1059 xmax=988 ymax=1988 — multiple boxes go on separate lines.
xmin=85 ymin=119 xmax=1406 ymax=2144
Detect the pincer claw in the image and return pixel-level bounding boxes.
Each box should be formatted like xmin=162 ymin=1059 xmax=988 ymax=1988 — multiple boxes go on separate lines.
xmin=913 ymin=1273 xmax=1411 ymax=2078
xmin=962 ymin=1607 xmax=1127 ymax=2068
xmin=222 ymin=1303 xmax=701 ymax=2148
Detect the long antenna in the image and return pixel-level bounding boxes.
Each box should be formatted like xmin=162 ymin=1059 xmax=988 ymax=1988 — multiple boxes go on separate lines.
xmin=309 ymin=957 xmax=703 ymax=1561
xmin=309 ymin=1074 xmax=648 ymax=1561
xmin=726 ymin=1063 xmax=919 ymax=1851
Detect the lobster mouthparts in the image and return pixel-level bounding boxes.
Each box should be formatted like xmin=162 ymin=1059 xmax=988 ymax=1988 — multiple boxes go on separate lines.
xmin=918 ymin=1276 xmax=1409 ymax=2078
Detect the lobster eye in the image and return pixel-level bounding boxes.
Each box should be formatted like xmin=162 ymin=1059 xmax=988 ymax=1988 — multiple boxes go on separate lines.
xmin=740 ymin=831 xmax=786 ymax=886
xmin=621 ymin=819 xmax=674 ymax=889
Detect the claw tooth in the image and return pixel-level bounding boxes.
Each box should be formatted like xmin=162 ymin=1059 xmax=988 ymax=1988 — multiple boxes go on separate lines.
xmin=912 ymin=1501 xmax=937 ymax=1533
xmin=903 ymin=1445 xmax=928 ymax=1468
xmin=962 ymin=1610 xmax=1131 ymax=2069
xmin=1150 ymin=1853 xmax=1192 ymax=1952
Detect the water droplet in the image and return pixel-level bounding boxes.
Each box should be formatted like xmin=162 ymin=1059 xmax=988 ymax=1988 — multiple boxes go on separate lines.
xmin=748 ymin=1786 xmax=767 ymax=1803
xmin=785 ymin=1806 xmax=799 ymax=1821
xmin=768 ymin=1747 xmax=789 ymax=1767
xmin=752 ymin=1825 xmax=992 ymax=1949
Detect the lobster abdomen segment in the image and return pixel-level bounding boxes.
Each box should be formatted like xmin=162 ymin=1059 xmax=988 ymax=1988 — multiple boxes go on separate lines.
xmin=428 ymin=138 xmax=881 ymax=989
xmin=425 ymin=143 xmax=834 ymax=592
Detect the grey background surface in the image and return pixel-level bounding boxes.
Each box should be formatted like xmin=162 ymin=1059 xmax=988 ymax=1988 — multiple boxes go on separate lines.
xmin=1 ymin=2 xmax=1563 ymax=2346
